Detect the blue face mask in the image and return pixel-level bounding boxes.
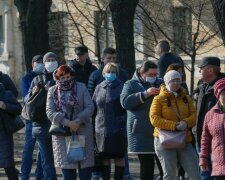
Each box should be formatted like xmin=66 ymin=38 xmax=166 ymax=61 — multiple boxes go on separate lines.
xmin=105 ymin=73 xmax=117 ymax=82
xmin=33 ymin=63 xmax=45 ymax=74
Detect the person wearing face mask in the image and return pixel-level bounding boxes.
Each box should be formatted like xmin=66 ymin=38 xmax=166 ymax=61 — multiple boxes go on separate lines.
xmin=46 ymin=64 xmax=94 ymax=180
xmin=150 ymin=70 xmax=200 ymax=180
xmin=88 ymin=47 xmax=128 ymax=97
xmin=93 ymin=63 xmax=127 ymax=180
xmin=120 ymin=61 xmax=163 ymax=180
xmin=25 ymin=52 xmax=59 ymax=180
xmin=21 ymin=55 xmax=44 ymax=180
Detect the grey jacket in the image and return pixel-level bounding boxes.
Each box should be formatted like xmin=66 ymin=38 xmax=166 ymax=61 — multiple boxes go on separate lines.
xmin=46 ymin=82 xmax=94 ymax=169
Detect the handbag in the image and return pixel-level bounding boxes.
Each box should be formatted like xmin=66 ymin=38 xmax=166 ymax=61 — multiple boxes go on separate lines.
xmin=67 ymin=134 xmax=86 ymax=163
xmin=49 ymin=103 xmax=75 ymax=136
xmin=3 ymin=115 xmax=25 ymax=134
xmin=158 ymin=129 xmax=186 ymax=149
xmin=158 ymin=97 xmax=187 ymax=149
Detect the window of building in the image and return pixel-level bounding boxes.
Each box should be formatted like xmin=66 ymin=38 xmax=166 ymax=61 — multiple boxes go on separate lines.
xmin=173 ymin=7 xmax=192 ymax=53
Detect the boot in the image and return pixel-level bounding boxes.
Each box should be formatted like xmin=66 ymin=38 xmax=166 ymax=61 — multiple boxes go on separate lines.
xmin=114 ymin=166 xmax=124 ymax=180
xmin=102 ymin=166 xmax=111 ymax=180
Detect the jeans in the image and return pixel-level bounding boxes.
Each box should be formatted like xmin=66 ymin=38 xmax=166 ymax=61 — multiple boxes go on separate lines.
xmin=196 ymin=144 xmax=213 ymax=180
xmin=62 ymin=167 xmax=92 ymax=180
xmin=155 ymin=138 xmax=201 ymax=180
xmin=138 ymin=154 xmax=155 ymax=180
xmin=21 ymin=120 xmax=43 ymax=180
xmin=36 ymin=137 xmax=57 ymax=180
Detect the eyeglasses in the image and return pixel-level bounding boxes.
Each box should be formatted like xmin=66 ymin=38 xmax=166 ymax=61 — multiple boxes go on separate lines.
xmin=45 ymin=58 xmax=56 ymax=62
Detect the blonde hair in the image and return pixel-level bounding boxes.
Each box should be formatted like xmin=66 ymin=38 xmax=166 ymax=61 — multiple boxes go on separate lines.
xmin=102 ymin=63 xmax=119 ymax=77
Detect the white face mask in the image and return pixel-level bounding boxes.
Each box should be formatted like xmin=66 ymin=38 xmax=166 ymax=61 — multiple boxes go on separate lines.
xmin=146 ymin=76 xmax=156 ymax=84
xmin=45 ymin=61 xmax=58 ymax=72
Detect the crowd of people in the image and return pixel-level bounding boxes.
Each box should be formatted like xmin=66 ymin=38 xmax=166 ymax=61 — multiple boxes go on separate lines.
xmin=0 ymin=40 xmax=225 ymax=180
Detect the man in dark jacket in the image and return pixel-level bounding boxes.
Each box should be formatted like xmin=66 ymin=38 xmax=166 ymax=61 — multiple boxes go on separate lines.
xmin=67 ymin=45 xmax=97 ymax=86
xmin=156 ymin=40 xmax=185 ymax=78
xmin=21 ymin=55 xmax=44 ymax=180
xmin=88 ymin=47 xmax=128 ymax=97
xmin=194 ymin=56 xmax=225 ymax=180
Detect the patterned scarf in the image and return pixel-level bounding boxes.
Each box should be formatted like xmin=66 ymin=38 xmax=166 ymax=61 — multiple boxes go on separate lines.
xmin=53 ymin=79 xmax=79 ymax=114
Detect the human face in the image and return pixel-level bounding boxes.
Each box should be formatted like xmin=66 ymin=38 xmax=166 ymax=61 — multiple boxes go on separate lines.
xmin=141 ymin=68 xmax=158 ymax=82
xmin=59 ymin=73 xmax=72 ymax=82
xmin=103 ymin=54 xmax=117 ymax=65
xmin=219 ymin=91 xmax=225 ymax=107
xmin=168 ymin=78 xmax=181 ymax=92
xmin=76 ymin=53 xmax=88 ymax=65
xmin=199 ymin=66 xmax=212 ymax=82
xmin=155 ymin=44 xmax=161 ymax=55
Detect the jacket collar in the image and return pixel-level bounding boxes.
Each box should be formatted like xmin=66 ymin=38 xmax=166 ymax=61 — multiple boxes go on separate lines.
xmin=100 ymin=79 xmax=121 ymax=88
xmin=159 ymin=84 xmax=186 ymax=98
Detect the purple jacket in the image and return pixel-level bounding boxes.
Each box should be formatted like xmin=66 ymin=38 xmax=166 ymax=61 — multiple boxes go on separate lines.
xmin=200 ymin=103 xmax=225 ymax=176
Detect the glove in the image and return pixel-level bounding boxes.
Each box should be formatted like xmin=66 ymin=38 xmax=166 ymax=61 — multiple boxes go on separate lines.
xmin=176 ymin=121 xmax=187 ymax=131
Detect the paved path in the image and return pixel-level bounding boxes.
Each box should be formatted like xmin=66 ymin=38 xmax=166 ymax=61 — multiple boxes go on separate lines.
xmin=0 ymin=128 xmax=190 ymax=180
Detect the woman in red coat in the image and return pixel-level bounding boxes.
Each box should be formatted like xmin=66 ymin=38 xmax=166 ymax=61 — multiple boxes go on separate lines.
xmin=200 ymin=78 xmax=225 ymax=180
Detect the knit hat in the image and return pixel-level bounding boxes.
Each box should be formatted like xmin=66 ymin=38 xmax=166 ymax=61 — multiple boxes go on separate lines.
xmin=43 ymin=52 xmax=57 ymax=62
xmin=164 ymin=70 xmax=181 ymax=86
xmin=214 ymin=78 xmax=225 ymax=99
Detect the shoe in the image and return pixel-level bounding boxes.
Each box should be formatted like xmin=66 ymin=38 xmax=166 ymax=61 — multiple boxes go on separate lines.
xmin=179 ymin=176 xmax=185 ymax=180
xmin=92 ymin=176 xmax=100 ymax=180
xmin=123 ymin=174 xmax=133 ymax=180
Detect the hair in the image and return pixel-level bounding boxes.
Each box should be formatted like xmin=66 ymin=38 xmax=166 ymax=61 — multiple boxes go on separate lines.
xmin=166 ymin=63 xmax=186 ymax=81
xmin=102 ymin=47 xmax=116 ymax=58
xmin=55 ymin=65 xmax=76 ymax=80
xmin=102 ymin=63 xmax=119 ymax=76
xmin=139 ymin=61 xmax=158 ymax=73
xmin=157 ymin=40 xmax=170 ymax=52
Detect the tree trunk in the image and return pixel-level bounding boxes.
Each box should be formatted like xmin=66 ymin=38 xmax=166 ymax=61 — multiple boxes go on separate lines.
xmin=109 ymin=0 xmax=139 ymax=78
xmin=211 ymin=0 xmax=225 ymax=45
xmin=190 ymin=55 xmax=196 ymax=94
xmin=14 ymin=0 xmax=52 ymax=71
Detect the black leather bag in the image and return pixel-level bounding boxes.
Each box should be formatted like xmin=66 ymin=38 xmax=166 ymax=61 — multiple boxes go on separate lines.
xmin=49 ymin=104 xmax=75 ymax=136
xmin=3 ymin=115 xmax=25 ymax=134
xmin=25 ymin=75 xmax=48 ymax=122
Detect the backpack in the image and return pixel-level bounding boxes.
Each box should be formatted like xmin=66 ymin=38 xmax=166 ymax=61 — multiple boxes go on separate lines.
xmin=25 ymin=75 xmax=48 ymax=122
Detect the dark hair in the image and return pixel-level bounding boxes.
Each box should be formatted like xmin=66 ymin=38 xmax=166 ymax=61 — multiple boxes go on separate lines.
xmin=166 ymin=63 xmax=186 ymax=81
xmin=158 ymin=40 xmax=170 ymax=52
xmin=140 ymin=61 xmax=158 ymax=73
xmin=102 ymin=47 xmax=116 ymax=58
xmin=55 ymin=65 xmax=76 ymax=80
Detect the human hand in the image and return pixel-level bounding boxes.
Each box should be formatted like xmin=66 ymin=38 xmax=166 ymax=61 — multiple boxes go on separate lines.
xmin=200 ymin=166 xmax=209 ymax=171
xmin=32 ymin=86 xmax=39 ymax=94
xmin=0 ymin=101 xmax=6 ymax=110
xmin=176 ymin=120 xmax=187 ymax=131
xmin=68 ymin=121 xmax=80 ymax=132
xmin=146 ymin=87 xmax=160 ymax=96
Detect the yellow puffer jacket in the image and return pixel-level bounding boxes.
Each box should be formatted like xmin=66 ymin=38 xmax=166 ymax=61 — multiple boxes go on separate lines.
xmin=150 ymin=85 xmax=196 ymax=143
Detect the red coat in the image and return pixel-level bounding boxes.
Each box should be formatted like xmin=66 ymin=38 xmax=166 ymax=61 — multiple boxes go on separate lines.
xmin=199 ymin=103 xmax=225 ymax=176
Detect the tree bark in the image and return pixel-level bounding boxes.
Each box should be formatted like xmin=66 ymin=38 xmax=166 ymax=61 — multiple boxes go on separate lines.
xmin=14 ymin=0 xmax=52 ymax=71
xmin=211 ymin=0 xmax=225 ymax=45
xmin=110 ymin=0 xmax=139 ymax=78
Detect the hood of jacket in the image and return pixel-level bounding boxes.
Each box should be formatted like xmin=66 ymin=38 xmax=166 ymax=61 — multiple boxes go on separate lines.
xmin=159 ymin=84 xmax=187 ymax=99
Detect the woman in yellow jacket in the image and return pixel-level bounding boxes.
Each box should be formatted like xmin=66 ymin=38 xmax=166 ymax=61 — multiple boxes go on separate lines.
xmin=150 ymin=70 xmax=200 ymax=180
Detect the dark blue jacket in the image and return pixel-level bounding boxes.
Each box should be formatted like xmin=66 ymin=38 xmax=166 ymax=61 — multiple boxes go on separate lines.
xmin=120 ymin=70 xmax=163 ymax=153
xmin=158 ymin=52 xmax=184 ymax=78
xmin=67 ymin=59 xmax=97 ymax=86
xmin=93 ymin=79 xmax=127 ymax=153
xmin=88 ymin=63 xmax=128 ymax=97
xmin=21 ymin=71 xmax=37 ymax=97
xmin=26 ymin=72 xmax=55 ymax=139
xmin=0 ymin=72 xmax=18 ymax=98
xmin=0 ymin=86 xmax=22 ymax=167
